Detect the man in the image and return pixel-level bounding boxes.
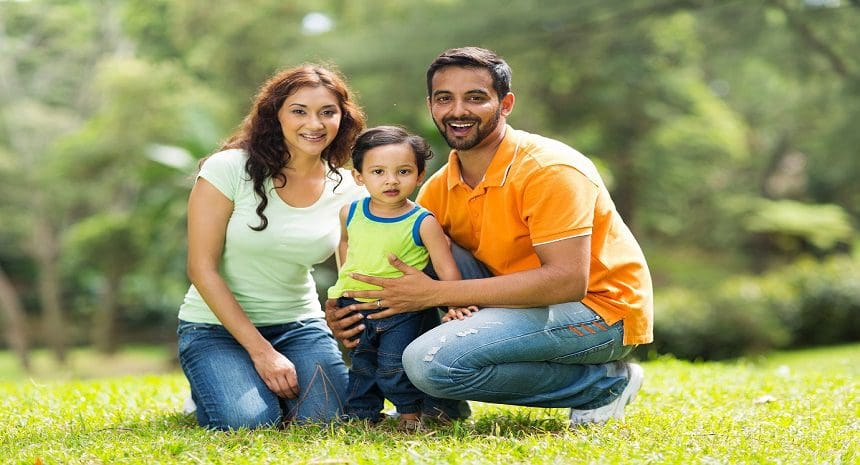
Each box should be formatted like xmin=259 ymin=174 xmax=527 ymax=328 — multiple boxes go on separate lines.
xmin=326 ymin=47 xmax=653 ymax=426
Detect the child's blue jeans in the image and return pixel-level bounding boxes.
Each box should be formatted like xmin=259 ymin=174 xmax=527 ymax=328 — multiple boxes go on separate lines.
xmin=338 ymin=297 xmax=426 ymax=420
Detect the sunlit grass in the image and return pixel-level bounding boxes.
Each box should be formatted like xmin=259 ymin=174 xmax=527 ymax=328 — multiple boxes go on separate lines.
xmin=1 ymin=345 xmax=857 ymax=464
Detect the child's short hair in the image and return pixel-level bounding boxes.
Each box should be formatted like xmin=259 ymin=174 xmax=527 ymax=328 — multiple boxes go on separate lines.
xmin=351 ymin=125 xmax=433 ymax=173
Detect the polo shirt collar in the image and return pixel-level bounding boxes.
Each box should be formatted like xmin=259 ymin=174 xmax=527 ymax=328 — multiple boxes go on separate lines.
xmin=445 ymin=125 xmax=520 ymax=190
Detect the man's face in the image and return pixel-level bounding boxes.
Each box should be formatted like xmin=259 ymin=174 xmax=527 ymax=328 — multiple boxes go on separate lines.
xmin=428 ymin=66 xmax=505 ymax=151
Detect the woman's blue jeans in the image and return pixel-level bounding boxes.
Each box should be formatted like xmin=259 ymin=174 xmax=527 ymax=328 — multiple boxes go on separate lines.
xmin=404 ymin=244 xmax=634 ymax=410
xmin=177 ymin=318 xmax=348 ymax=430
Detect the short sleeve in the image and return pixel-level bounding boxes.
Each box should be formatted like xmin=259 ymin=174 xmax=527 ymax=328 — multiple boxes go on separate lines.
xmin=522 ymin=164 xmax=599 ymax=245
xmin=197 ymin=149 xmax=246 ymax=201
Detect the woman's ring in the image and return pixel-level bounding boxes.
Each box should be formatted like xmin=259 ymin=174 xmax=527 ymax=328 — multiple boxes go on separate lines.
xmin=376 ymin=300 xmax=382 ymax=309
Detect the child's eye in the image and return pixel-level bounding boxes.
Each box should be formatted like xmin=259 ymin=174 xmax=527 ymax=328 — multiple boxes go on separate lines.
xmin=399 ymin=169 xmax=412 ymax=175
xmin=371 ymin=169 xmax=384 ymax=175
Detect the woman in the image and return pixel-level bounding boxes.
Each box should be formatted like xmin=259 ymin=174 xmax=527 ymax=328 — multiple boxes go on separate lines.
xmin=177 ymin=64 xmax=366 ymax=430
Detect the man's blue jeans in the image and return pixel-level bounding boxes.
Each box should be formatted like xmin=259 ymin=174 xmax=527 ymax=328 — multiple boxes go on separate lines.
xmin=338 ymin=297 xmax=425 ymax=420
xmin=177 ymin=318 xmax=347 ymax=430
xmin=405 ymin=244 xmax=634 ymax=410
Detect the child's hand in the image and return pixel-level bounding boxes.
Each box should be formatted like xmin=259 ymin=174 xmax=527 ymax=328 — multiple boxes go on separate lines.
xmin=442 ymin=305 xmax=479 ymax=322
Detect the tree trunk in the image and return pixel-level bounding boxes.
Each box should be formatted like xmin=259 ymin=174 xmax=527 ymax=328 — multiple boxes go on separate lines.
xmin=0 ymin=264 xmax=30 ymax=371
xmin=33 ymin=217 xmax=67 ymax=364
xmin=92 ymin=273 xmax=121 ymax=354
xmin=612 ymin=149 xmax=639 ymax=232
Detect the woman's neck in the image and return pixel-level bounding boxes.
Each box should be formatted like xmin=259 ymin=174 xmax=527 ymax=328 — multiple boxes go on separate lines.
xmin=285 ymin=155 xmax=325 ymax=178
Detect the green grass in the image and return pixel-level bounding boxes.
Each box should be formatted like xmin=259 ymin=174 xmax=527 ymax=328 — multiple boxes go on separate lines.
xmin=1 ymin=345 xmax=857 ymax=464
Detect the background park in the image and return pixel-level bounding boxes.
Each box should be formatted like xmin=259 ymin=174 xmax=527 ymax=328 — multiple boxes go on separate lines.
xmin=0 ymin=0 xmax=857 ymax=463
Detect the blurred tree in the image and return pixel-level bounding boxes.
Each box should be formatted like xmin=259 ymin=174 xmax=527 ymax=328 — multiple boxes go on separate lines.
xmin=0 ymin=1 xmax=107 ymax=362
xmin=50 ymin=55 xmax=227 ymax=352
xmin=1 ymin=0 xmax=858 ymax=356
xmin=0 ymin=264 xmax=29 ymax=370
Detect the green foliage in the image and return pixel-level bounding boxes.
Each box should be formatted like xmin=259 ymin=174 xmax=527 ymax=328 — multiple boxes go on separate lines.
xmin=2 ymin=0 xmax=860 ymax=353
xmin=649 ymin=286 xmax=792 ymax=360
xmin=742 ymin=199 xmax=855 ymax=252
xmin=1 ymin=345 xmax=857 ymax=464
xmin=651 ymin=256 xmax=860 ymax=360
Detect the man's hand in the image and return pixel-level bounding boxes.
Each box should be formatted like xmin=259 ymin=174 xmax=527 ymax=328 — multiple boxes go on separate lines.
xmin=345 ymin=254 xmax=438 ymax=319
xmin=324 ymin=299 xmax=365 ymax=349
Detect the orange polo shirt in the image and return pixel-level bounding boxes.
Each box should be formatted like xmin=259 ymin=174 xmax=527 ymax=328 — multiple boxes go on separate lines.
xmin=417 ymin=126 xmax=653 ymax=345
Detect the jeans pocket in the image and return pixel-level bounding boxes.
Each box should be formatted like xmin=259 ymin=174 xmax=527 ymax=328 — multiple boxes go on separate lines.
xmin=177 ymin=321 xmax=222 ymax=354
xmin=550 ymin=339 xmax=616 ymax=364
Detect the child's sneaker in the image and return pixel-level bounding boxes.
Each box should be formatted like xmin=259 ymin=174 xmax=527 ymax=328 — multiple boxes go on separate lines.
xmin=397 ymin=416 xmax=425 ymax=433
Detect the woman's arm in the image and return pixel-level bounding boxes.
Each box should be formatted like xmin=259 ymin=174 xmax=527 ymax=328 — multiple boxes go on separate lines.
xmin=334 ymin=204 xmax=349 ymax=269
xmin=186 ymin=178 xmax=299 ymax=398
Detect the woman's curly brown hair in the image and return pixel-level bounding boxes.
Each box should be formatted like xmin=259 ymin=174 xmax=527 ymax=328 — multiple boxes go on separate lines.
xmin=218 ymin=64 xmax=366 ymax=231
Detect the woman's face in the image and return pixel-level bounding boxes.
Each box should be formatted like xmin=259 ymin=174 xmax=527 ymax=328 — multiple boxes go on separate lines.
xmin=277 ymin=86 xmax=342 ymax=159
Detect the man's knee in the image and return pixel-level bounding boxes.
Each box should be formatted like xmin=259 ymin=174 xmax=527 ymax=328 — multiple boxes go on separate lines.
xmin=402 ymin=342 xmax=452 ymax=398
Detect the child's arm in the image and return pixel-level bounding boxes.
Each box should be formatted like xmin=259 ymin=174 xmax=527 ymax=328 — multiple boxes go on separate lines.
xmin=418 ymin=215 xmax=460 ymax=282
xmin=419 ymin=215 xmax=479 ymax=320
xmin=334 ymin=204 xmax=350 ymax=269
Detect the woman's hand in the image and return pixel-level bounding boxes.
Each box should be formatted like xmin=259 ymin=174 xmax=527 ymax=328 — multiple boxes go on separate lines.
xmin=250 ymin=348 xmax=299 ymax=399
xmin=344 ymin=254 xmax=438 ymax=319
xmin=324 ymin=299 xmax=365 ymax=349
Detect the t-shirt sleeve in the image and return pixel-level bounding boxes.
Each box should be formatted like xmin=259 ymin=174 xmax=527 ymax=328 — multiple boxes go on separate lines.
xmin=522 ymin=164 xmax=599 ymax=245
xmin=197 ymin=150 xmax=244 ymax=201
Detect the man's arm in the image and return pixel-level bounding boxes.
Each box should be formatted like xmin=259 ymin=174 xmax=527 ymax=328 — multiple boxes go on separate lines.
xmin=344 ymin=234 xmax=591 ymax=319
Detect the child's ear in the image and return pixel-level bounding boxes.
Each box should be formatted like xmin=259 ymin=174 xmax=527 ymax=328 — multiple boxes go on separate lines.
xmin=417 ymin=170 xmax=426 ymax=184
xmin=352 ymin=169 xmax=365 ymax=185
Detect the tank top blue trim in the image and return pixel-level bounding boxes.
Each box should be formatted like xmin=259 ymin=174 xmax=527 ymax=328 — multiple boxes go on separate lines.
xmin=346 ymin=197 xmax=431 ymax=247
xmin=412 ymin=211 xmax=431 ymax=247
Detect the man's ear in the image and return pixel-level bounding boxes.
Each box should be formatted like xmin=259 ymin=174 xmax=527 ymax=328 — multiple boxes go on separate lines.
xmin=352 ymin=169 xmax=364 ymax=185
xmin=500 ymin=92 xmax=515 ymax=117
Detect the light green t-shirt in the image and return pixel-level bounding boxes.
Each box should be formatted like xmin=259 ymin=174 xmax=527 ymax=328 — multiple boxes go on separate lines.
xmin=327 ymin=197 xmax=431 ymax=302
xmin=178 ymin=149 xmax=366 ymax=325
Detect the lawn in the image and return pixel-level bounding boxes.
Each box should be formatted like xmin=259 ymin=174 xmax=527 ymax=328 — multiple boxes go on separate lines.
xmin=1 ymin=344 xmax=856 ymax=464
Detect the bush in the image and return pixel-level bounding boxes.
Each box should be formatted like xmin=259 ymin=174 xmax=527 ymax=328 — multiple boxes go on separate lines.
xmin=648 ymin=286 xmax=790 ymax=360
xmin=775 ymin=258 xmax=860 ymax=346
xmin=648 ymin=256 xmax=860 ymax=360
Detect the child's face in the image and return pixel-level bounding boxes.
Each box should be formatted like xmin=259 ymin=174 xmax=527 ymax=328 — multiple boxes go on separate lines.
xmin=354 ymin=142 xmax=424 ymax=207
